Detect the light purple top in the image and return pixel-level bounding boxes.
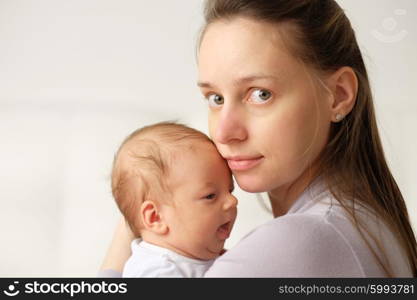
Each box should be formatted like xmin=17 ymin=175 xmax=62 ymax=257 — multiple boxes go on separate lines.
xmin=99 ymin=178 xmax=412 ymax=277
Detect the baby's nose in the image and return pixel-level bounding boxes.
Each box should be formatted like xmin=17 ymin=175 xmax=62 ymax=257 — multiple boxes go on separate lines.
xmin=223 ymin=194 xmax=238 ymax=210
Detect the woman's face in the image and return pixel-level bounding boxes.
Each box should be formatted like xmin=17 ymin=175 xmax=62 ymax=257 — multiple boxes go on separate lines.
xmin=197 ymin=18 xmax=332 ymax=193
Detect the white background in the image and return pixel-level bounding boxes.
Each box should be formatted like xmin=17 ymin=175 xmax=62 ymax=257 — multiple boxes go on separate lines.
xmin=0 ymin=0 xmax=416 ymax=276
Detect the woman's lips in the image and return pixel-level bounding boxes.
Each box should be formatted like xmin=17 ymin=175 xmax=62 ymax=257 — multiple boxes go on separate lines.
xmin=226 ymin=156 xmax=264 ymax=171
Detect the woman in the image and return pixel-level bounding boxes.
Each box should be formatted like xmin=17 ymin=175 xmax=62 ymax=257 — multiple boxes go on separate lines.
xmin=100 ymin=0 xmax=416 ymax=277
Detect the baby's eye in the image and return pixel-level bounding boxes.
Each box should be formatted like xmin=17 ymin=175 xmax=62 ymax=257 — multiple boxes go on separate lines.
xmin=206 ymin=94 xmax=224 ymax=107
xmin=204 ymin=193 xmax=216 ymax=200
xmin=249 ymin=89 xmax=272 ymax=103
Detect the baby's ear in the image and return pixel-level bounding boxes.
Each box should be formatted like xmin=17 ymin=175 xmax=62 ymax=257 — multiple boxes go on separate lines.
xmin=140 ymin=200 xmax=168 ymax=235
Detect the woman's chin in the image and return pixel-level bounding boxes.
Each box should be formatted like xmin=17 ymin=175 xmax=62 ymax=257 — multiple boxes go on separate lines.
xmin=234 ymin=174 xmax=271 ymax=193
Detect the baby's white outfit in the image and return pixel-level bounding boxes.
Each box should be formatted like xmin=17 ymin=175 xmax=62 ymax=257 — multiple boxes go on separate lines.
xmin=123 ymin=238 xmax=214 ymax=277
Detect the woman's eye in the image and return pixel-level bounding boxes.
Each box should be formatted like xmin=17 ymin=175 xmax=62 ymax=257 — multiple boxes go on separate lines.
xmin=204 ymin=193 xmax=216 ymax=200
xmin=249 ymin=89 xmax=272 ymax=103
xmin=207 ymin=94 xmax=224 ymax=107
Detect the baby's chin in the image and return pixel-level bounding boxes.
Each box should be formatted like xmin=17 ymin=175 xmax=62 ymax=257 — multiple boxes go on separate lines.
xmin=197 ymin=244 xmax=224 ymax=260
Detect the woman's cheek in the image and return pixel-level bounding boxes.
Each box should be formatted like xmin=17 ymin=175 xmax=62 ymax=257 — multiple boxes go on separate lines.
xmin=208 ymin=111 xmax=218 ymax=140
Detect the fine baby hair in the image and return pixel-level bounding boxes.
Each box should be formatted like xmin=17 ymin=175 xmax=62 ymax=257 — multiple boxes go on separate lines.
xmin=111 ymin=121 xmax=214 ymax=237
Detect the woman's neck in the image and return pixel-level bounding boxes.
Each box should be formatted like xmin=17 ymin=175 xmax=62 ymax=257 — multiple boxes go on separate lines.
xmin=268 ymin=166 xmax=320 ymax=218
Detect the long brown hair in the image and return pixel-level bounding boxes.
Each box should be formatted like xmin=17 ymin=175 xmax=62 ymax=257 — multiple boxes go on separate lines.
xmin=200 ymin=0 xmax=417 ymax=277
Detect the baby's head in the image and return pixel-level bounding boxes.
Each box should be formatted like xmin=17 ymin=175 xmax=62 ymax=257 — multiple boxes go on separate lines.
xmin=111 ymin=122 xmax=237 ymax=260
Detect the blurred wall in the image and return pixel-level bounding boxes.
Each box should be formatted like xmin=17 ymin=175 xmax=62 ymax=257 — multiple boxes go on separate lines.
xmin=0 ymin=0 xmax=415 ymax=276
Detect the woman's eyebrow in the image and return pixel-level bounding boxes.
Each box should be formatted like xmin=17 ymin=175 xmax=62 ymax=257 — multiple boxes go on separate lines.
xmin=233 ymin=74 xmax=280 ymax=85
xmin=197 ymin=81 xmax=213 ymax=88
xmin=197 ymin=74 xmax=280 ymax=88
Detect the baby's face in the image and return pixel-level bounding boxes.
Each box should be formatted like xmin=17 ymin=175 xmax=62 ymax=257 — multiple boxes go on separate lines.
xmin=161 ymin=141 xmax=238 ymax=260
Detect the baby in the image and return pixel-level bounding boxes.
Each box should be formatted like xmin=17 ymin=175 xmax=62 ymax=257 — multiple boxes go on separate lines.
xmin=111 ymin=122 xmax=238 ymax=277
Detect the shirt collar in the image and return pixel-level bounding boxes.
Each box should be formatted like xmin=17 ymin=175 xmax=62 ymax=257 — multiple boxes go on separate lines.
xmin=286 ymin=175 xmax=329 ymax=214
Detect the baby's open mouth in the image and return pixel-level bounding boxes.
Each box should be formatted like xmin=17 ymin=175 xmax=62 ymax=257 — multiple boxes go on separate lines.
xmin=217 ymin=221 xmax=232 ymax=240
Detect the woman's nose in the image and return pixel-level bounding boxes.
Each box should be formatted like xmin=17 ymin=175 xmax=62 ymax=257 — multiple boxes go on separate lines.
xmin=223 ymin=194 xmax=238 ymax=211
xmin=213 ymin=103 xmax=247 ymax=145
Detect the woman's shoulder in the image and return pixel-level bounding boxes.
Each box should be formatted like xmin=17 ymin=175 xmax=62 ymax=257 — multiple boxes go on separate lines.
xmin=206 ymin=212 xmax=365 ymax=277
xmin=239 ymin=212 xmax=340 ymax=243
xmin=238 ymin=212 xmax=355 ymax=256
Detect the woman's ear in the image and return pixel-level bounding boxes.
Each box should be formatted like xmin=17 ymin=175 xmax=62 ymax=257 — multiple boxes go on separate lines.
xmin=326 ymin=66 xmax=358 ymax=122
xmin=140 ymin=200 xmax=169 ymax=235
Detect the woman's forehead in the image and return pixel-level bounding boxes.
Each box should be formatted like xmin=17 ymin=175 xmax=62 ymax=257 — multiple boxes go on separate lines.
xmin=198 ymin=18 xmax=299 ymax=84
